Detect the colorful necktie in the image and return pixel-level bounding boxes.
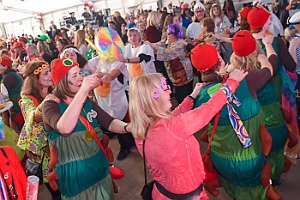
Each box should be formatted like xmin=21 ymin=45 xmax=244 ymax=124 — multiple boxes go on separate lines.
xmin=221 ymin=84 xmax=252 ymax=148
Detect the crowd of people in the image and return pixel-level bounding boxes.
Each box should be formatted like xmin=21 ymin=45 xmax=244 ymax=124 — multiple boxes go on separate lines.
xmin=0 ymin=0 xmax=300 ymax=199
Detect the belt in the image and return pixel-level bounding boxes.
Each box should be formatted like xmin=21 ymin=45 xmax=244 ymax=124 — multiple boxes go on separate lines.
xmin=155 ymin=181 xmax=203 ymax=200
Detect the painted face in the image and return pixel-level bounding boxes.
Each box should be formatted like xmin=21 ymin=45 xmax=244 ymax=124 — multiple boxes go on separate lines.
xmin=38 ymin=67 xmax=53 ymax=88
xmin=67 ymin=66 xmax=83 ymax=94
xmin=195 ymin=8 xmax=205 ymax=21
xmin=0 ymin=64 xmax=7 ymax=74
xmin=213 ymin=6 xmax=220 ymax=17
xmin=129 ymin=31 xmax=141 ymax=45
xmin=64 ymin=50 xmax=78 ymax=62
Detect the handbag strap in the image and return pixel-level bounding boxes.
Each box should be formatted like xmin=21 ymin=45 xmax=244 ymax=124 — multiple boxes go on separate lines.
xmin=205 ymin=74 xmax=228 ymax=156
xmin=62 ymin=100 xmax=109 ymax=161
xmin=142 ymin=127 xmax=149 ymax=185
xmin=205 ymin=112 xmax=220 ymax=156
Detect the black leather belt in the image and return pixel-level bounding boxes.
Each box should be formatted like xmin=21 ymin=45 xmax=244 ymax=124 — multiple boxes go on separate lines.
xmin=155 ymin=181 xmax=203 ymax=200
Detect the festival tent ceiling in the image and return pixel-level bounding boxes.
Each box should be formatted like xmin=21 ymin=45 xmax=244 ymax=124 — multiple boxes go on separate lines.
xmin=0 ymin=0 xmax=92 ymax=23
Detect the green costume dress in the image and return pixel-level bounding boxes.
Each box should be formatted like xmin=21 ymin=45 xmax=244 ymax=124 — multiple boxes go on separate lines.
xmin=195 ymin=79 xmax=268 ymax=200
xmin=46 ymin=100 xmax=113 ymax=199
xmin=258 ymin=81 xmax=288 ymax=181
xmin=259 ymin=38 xmax=291 ymax=181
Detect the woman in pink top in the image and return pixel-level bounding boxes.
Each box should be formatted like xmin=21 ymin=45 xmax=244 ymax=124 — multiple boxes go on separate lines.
xmin=129 ymin=71 xmax=248 ymax=199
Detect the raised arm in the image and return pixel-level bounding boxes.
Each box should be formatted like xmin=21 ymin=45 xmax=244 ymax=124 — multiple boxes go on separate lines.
xmin=171 ymin=69 xmax=248 ymax=139
xmin=277 ymin=37 xmax=296 ymax=72
xmin=171 ymin=78 xmax=240 ymax=140
xmin=171 ymin=83 xmax=203 ymax=116
xmin=54 ymin=74 xmax=102 ymax=134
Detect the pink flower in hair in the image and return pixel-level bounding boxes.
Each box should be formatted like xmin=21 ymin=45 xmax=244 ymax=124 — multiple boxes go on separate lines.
xmin=153 ymin=88 xmax=161 ymax=99
xmin=160 ymin=77 xmax=170 ymax=91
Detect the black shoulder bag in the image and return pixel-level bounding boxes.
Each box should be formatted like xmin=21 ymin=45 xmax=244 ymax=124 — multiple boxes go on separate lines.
xmin=141 ymin=127 xmax=155 ymax=200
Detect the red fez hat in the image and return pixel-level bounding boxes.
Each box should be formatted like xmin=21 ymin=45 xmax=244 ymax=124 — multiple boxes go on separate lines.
xmin=191 ymin=44 xmax=218 ymax=72
xmin=239 ymin=7 xmax=251 ymax=19
xmin=51 ymin=58 xmax=78 ymax=85
xmin=232 ymin=30 xmax=256 ymax=57
xmin=0 ymin=56 xmax=13 ymax=68
xmin=247 ymin=7 xmax=270 ymax=30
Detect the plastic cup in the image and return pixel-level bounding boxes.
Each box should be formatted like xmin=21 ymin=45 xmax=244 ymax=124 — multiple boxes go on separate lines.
xmin=26 ymin=175 xmax=39 ymax=200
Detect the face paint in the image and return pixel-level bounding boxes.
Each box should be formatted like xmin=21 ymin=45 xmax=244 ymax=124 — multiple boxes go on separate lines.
xmin=68 ymin=81 xmax=73 ymax=85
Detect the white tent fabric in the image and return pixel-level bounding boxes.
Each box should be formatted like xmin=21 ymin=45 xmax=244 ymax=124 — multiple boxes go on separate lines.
xmin=0 ymin=0 xmax=163 ymax=37
xmin=0 ymin=0 xmax=86 ymax=23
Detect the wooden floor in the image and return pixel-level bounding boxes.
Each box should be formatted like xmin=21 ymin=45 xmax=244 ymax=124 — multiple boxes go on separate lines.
xmin=38 ymin=130 xmax=300 ymax=200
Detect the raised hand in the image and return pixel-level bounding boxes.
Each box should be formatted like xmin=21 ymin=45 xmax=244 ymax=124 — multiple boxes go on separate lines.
xmin=257 ymin=54 xmax=268 ymax=63
xmin=229 ymin=69 xmax=249 ymax=82
xmin=81 ymin=73 xmax=103 ymax=93
xmin=262 ymin=33 xmax=274 ymax=46
xmin=190 ymin=82 xmax=205 ymax=99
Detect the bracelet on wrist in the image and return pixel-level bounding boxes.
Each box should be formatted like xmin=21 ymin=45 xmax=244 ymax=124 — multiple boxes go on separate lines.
xmin=124 ymin=123 xmax=130 ymax=133
xmin=127 ymin=58 xmax=130 ymax=63
xmin=187 ymin=95 xmax=195 ymax=102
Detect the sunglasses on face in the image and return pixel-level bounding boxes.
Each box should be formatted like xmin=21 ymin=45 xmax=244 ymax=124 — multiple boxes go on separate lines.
xmin=164 ymin=85 xmax=171 ymax=91
xmin=167 ymin=32 xmax=173 ymax=35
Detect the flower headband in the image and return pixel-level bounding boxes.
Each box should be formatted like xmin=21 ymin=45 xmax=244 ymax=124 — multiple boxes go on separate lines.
xmin=153 ymin=77 xmax=171 ymax=99
xmin=33 ymin=63 xmax=49 ymax=75
xmin=60 ymin=47 xmax=80 ymax=58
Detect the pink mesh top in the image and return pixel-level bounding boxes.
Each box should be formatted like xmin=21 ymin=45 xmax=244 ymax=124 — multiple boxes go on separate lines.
xmin=135 ymin=79 xmax=239 ymax=199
